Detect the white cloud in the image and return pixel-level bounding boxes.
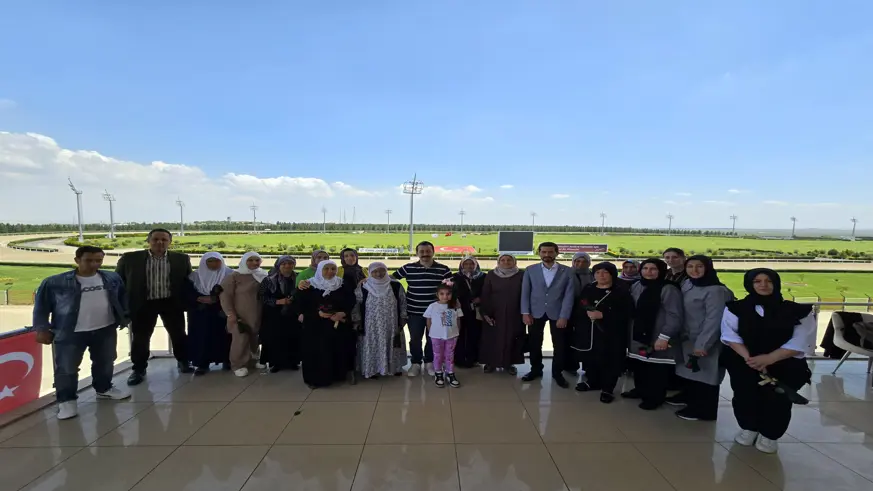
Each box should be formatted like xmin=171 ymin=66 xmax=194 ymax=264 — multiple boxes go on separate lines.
xmin=223 ymin=174 xmax=334 ymax=197
xmin=500 ymin=184 xmax=514 ymax=189
xmin=762 ymin=200 xmax=788 ymax=206
xmin=0 ymin=98 xmax=16 ymax=110
xmin=727 ymin=189 xmax=749 ymax=194
xmin=675 ymin=192 xmax=692 ymax=197
xmin=664 ymin=200 xmax=692 ymax=206
xmin=797 ymin=202 xmax=841 ymax=208
xmin=704 ymin=200 xmax=735 ymax=206
xmin=463 ymin=185 xmax=482 ymax=193
xmin=551 ymin=194 xmax=570 ymax=199
xmin=419 ymin=184 xmax=494 ymax=203
xmin=331 ymin=181 xmax=379 ymax=197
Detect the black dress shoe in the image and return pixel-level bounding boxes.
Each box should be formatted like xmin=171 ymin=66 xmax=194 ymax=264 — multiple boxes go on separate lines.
xmin=127 ymin=371 xmax=145 ymax=386
xmin=194 ymin=368 xmax=207 ymax=376
xmin=621 ymin=388 xmax=642 ymax=399
xmin=178 ymin=362 xmax=194 ymax=374
xmin=553 ymin=375 xmax=569 ymax=389
xmin=638 ymin=400 xmax=661 ymax=410
xmin=600 ymin=392 xmax=616 ymax=404
xmin=521 ymin=371 xmax=543 ymax=382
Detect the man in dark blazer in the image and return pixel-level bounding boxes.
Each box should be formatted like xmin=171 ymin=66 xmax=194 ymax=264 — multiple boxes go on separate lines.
xmin=520 ymin=242 xmax=576 ymax=388
xmin=115 ymin=228 xmax=193 ymax=385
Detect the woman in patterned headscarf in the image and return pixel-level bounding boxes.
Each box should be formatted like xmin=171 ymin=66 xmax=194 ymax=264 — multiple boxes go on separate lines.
xmin=259 ymin=255 xmax=300 ymax=372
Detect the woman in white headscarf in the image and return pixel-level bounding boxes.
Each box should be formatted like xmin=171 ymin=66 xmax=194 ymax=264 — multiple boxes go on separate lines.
xmin=479 ymin=254 xmax=526 ymax=375
xmin=294 ymin=260 xmax=356 ymax=388
xmin=185 ymin=252 xmax=234 ymax=375
xmin=219 ymin=251 xmax=268 ymax=377
xmin=359 ymin=262 xmax=408 ymax=379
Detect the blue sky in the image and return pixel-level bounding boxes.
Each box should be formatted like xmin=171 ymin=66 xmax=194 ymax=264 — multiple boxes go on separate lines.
xmin=1 ymin=1 xmax=871 ymax=229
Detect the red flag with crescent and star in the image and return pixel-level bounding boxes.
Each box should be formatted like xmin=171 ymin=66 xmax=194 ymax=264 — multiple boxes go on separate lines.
xmin=0 ymin=331 xmax=43 ymax=415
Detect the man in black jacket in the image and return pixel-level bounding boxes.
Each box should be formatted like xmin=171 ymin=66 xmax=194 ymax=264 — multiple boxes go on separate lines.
xmin=115 ymin=229 xmax=193 ymax=385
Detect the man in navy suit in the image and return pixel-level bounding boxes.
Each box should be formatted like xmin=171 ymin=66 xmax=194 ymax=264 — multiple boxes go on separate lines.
xmin=521 ymin=242 xmax=576 ymax=387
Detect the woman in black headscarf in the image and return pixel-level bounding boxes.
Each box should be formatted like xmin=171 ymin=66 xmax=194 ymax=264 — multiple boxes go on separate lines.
xmin=670 ymin=255 xmax=734 ymax=421
xmin=623 ymin=259 xmax=684 ymax=409
xmin=721 ymin=268 xmax=815 ymax=454
xmin=258 ymin=255 xmax=300 ymax=372
xmin=572 ymin=262 xmax=634 ymax=403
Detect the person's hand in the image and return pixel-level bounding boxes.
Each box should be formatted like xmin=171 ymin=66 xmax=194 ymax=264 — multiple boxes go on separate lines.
xmin=358 ymin=279 xmax=367 ymax=287
xmin=196 ymin=296 xmax=213 ymax=304
xmin=276 ymin=298 xmax=290 ymax=306
xmin=35 ymin=331 xmax=54 ymax=345
xmin=746 ymin=354 xmax=774 ymax=372
xmin=298 ymin=280 xmax=311 ymax=290
xmin=587 ymin=310 xmax=603 ymax=320
xmin=483 ymin=315 xmax=495 ymax=326
xmin=556 ymin=318 xmax=568 ymax=329
xmin=227 ymin=316 xmax=238 ymax=332
xmin=298 ymin=314 xmax=304 ymax=323
xmin=331 ymin=312 xmax=347 ymax=323
xmin=472 ymin=297 xmax=480 ymax=305
xmin=523 ymin=314 xmax=534 ymax=326
xmin=654 ymin=339 xmax=669 ymax=351
xmin=318 ymin=311 xmax=333 ymax=319
xmin=692 ymin=348 xmax=707 ymax=357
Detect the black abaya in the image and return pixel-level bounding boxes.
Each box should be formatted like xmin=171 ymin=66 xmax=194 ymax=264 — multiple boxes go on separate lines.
xmin=259 ymin=274 xmax=301 ymax=370
xmin=296 ymin=283 xmax=355 ymax=387
xmin=185 ymin=281 xmax=231 ymax=369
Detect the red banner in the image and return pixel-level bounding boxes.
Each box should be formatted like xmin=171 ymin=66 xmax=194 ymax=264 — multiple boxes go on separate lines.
xmin=0 ymin=331 xmax=43 ymax=415
xmin=435 ymin=246 xmax=476 ymax=254
xmin=557 ymin=243 xmax=609 ymax=254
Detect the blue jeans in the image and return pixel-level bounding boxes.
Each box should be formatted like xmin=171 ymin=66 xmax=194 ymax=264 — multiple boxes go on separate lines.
xmin=54 ymin=327 xmax=118 ymax=403
xmin=407 ymin=315 xmax=433 ymax=365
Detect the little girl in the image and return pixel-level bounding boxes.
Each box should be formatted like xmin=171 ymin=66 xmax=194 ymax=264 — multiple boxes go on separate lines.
xmin=423 ymin=281 xmax=464 ymax=388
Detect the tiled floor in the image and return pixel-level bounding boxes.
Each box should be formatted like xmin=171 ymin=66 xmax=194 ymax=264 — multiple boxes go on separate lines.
xmin=2 ymin=358 xmax=872 ymax=491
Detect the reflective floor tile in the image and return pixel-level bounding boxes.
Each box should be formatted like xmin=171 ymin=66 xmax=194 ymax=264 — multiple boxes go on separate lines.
xmin=801 ymin=373 xmax=873 ymax=402
xmin=276 ymin=402 xmax=376 ymax=444
xmin=94 ymin=402 xmax=227 ymax=446
xmin=525 ymin=403 xmax=627 ymax=443
xmin=713 ymin=406 xmax=799 ymax=443
xmin=814 ymin=402 xmax=873 ymax=433
xmin=0 ymin=407 xmax=55 ymax=444
xmin=809 ymin=359 xmax=870 ymax=375
xmin=610 ymin=402 xmax=720 ymax=443
xmin=451 ymin=401 xmax=541 ymax=444
xmin=808 ymin=443 xmax=873 ymax=482
xmin=23 ymin=446 xmax=176 ymax=491
xmin=548 ymin=443 xmax=675 ymax=491
xmin=367 ymin=401 xmax=454 ymax=444
xmin=513 ymin=379 xmax=593 ymax=403
xmin=446 ymin=375 xmax=522 ymax=402
xmin=634 ymin=443 xmax=781 ymax=491
xmin=784 ymin=406 xmax=870 ymax=443
xmin=234 ymin=372 xmax=312 ymax=402
xmin=456 ymin=443 xmax=568 ymax=491
xmin=305 ymin=380 xmax=383 ymax=402
xmin=186 ymin=401 xmax=299 ymax=446
xmin=241 ymin=444 xmax=363 ymax=491
xmin=352 ymin=444 xmax=459 ymax=491
xmin=131 ymin=445 xmax=270 ymax=491
xmin=157 ymin=375 xmax=256 ymax=402
xmin=725 ymin=442 xmax=873 ymax=491
xmin=378 ymin=377 xmax=450 ymax=404
xmin=0 ymin=446 xmax=82 ymax=491
xmin=0 ymin=402 xmax=151 ymax=448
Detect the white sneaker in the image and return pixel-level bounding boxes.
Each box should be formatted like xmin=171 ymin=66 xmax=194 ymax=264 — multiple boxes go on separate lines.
xmin=255 ymin=362 xmax=266 ymax=369
xmin=57 ymin=401 xmax=78 ymax=420
xmin=425 ymin=363 xmax=436 ymax=377
xmin=234 ymin=368 xmax=249 ymax=377
xmin=734 ymin=430 xmax=759 ymax=446
xmin=755 ymin=435 xmax=778 ymax=454
xmin=407 ymin=364 xmax=421 ymax=377
xmin=96 ymin=386 xmax=132 ymax=401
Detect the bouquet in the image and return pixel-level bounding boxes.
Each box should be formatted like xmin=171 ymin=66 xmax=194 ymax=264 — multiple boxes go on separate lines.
xmin=685 ymin=354 xmax=701 ymax=372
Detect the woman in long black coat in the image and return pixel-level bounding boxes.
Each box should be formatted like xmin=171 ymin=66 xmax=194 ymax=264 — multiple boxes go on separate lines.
xmin=185 ymin=252 xmax=234 ymax=375
xmin=259 ymin=255 xmax=301 ymax=372
xmin=453 ymin=256 xmax=485 ymax=368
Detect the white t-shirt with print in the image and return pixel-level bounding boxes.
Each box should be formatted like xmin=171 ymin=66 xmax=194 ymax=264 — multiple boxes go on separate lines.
xmin=75 ymin=275 xmax=115 ymax=332
xmin=423 ymin=302 xmax=464 ymax=340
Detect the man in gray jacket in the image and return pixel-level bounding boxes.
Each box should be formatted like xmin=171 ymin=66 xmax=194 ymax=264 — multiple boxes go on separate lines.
xmin=521 ymin=242 xmax=576 ymax=387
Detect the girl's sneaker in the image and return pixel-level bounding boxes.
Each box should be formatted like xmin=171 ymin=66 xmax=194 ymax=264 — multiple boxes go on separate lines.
xmin=434 ymin=372 xmax=446 ymax=388
xmin=447 ymin=373 xmax=461 ymax=388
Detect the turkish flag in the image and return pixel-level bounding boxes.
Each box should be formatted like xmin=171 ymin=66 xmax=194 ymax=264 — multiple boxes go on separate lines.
xmin=0 ymin=331 xmax=44 ymax=415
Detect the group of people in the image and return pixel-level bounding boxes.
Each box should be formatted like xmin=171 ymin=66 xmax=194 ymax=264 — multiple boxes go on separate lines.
xmin=33 ymin=231 xmax=817 ymax=455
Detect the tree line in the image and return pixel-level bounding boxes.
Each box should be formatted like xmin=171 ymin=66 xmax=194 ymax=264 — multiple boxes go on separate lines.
xmin=1 ymin=221 xmax=739 ymax=236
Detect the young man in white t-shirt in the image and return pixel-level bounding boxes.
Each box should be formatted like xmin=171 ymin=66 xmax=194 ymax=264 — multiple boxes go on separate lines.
xmin=33 ymin=246 xmax=132 ymax=420
xmin=423 ymin=282 xmax=464 ymax=388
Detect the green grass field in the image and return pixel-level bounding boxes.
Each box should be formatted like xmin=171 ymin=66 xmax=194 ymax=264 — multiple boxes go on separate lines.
xmin=87 ymin=232 xmax=873 ymax=257
xmin=1 ymin=264 xmax=871 ymax=304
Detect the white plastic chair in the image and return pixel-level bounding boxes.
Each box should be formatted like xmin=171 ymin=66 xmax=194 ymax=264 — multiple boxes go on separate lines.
xmin=829 ymin=312 xmax=873 ymax=377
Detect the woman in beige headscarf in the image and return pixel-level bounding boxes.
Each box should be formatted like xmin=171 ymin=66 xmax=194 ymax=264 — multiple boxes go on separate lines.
xmin=219 ymin=252 xmax=267 ymax=377
xmin=479 ymin=254 xmax=525 ymax=375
